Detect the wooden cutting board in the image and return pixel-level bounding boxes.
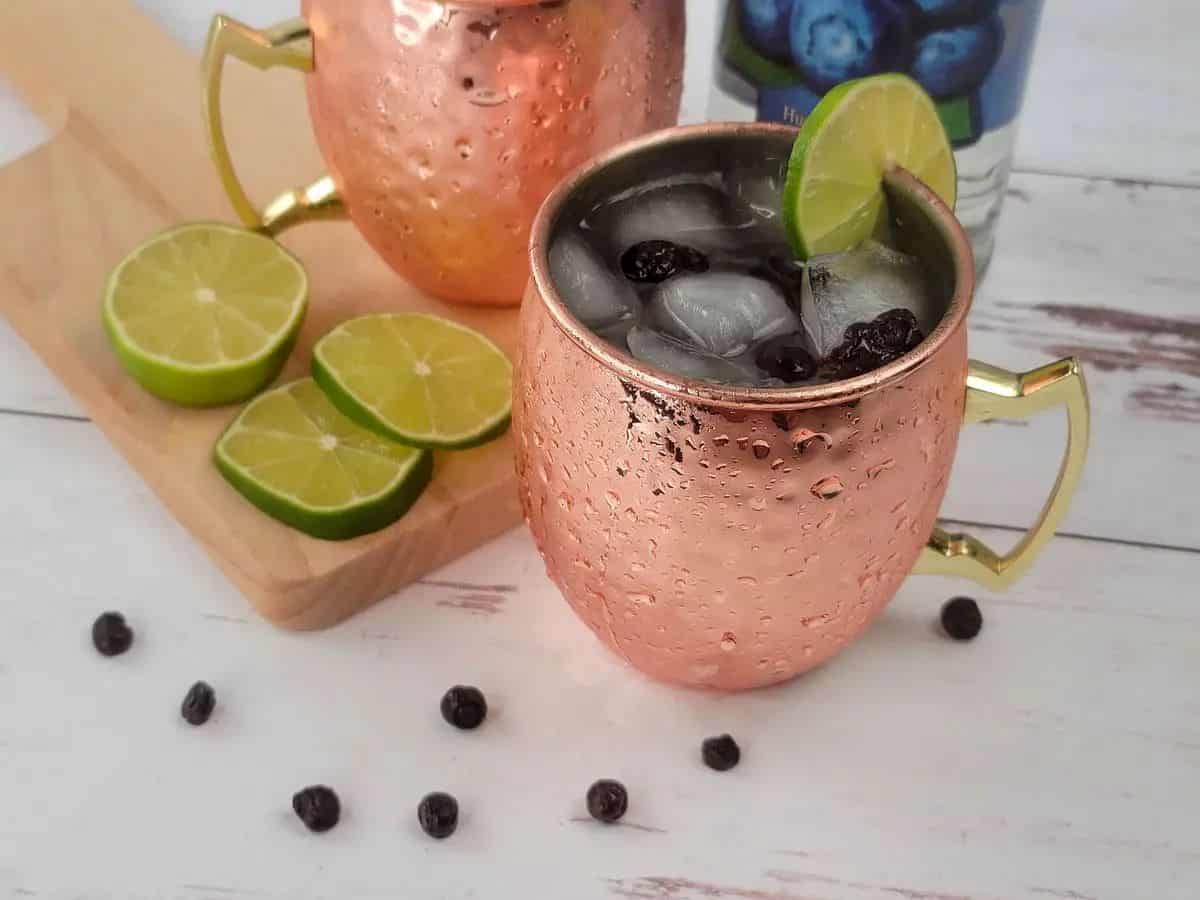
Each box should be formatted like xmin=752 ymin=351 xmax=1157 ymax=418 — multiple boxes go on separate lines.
xmin=0 ymin=0 xmax=523 ymax=629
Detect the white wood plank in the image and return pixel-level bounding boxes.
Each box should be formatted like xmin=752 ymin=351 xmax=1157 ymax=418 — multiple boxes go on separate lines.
xmin=2 ymin=413 xmax=1199 ymax=900
xmin=0 ymin=318 xmax=82 ymax=418
xmin=1017 ymin=0 xmax=1200 ymax=185
xmin=939 ymin=170 xmax=1200 ymax=547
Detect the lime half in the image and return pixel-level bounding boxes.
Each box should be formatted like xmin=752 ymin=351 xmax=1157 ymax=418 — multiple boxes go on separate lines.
xmin=215 ymin=378 xmax=432 ymax=541
xmin=312 ymin=314 xmax=512 ymax=450
xmin=783 ymin=74 xmax=957 ymax=259
xmin=103 ymin=223 xmax=308 ymax=406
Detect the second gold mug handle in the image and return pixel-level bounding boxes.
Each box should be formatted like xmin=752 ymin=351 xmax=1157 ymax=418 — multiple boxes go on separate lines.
xmin=201 ymin=15 xmax=345 ymax=236
xmin=914 ymin=358 xmax=1091 ymax=590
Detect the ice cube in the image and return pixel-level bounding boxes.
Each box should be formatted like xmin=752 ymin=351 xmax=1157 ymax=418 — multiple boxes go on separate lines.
xmin=549 ymin=230 xmax=640 ymax=330
xmin=722 ymin=165 xmax=787 ymax=238
xmin=801 ymin=241 xmax=937 ymax=358
xmin=626 ymin=327 xmax=762 ymax=386
xmin=649 ymin=272 xmax=799 ymax=359
xmin=585 ymin=181 xmax=757 ymax=259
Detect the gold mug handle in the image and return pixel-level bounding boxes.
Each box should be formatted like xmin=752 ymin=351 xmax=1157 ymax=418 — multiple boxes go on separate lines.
xmin=201 ymin=15 xmax=345 ymax=236
xmin=914 ymin=357 xmax=1091 ymax=590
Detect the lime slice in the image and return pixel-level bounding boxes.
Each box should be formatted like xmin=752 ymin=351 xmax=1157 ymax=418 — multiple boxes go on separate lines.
xmin=103 ymin=222 xmax=308 ymax=406
xmin=783 ymin=74 xmax=957 ymax=260
xmin=214 ymin=378 xmax=432 ymax=541
xmin=312 ymin=314 xmax=512 ymax=450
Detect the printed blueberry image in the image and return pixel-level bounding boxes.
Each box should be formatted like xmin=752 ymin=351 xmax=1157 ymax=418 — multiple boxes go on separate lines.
xmin=904 ymin=0 xmax=1000 ymax=30
xmin=789 ymin=0 xmax=916 ymax=94
xmin=739 ymin=0 xmax=797 ymax=62
xmin=910 ymin=15 xmax=1004 ymax=98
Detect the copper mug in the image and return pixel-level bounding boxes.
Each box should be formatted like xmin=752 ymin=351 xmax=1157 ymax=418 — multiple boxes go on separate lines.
xmin=201 ymin=0 xmax=686 ymax=306
xmin=514 ymin=123 xmax=1091 ymax=691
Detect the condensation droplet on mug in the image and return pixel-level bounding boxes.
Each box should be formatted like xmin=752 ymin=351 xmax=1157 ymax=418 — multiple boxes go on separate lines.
xmin=750 ymin=497 xmax=767 ymax=512
xmin=802 ymin=645 xmax=815 ymax=659
xmin=628 ymin=591 xmax=656 ymax=607
xmin=759 ymin=614 xmax=773 ymax=627
xmin=720 ymin=632 xmax=738 ymax=652
xmin=751 ymin=439 xmax=771 ymax=460
xmin=604 ymin=490 xmax=620 ymax=510
xmin=737 ymin=575 xmax=758 ymax=588
xmin=868 ymin=459 xmax=895 ymax=480
xmin=793 ymin=430 xmax=833 ymax=455
xmin=557 ymin=493 xmax=573 ymax=511
xmin=713 ymin=434 xmax=730 ymax=448
xmin=409 ymin=156 xmax=434 ymax=180
xmin=811 ymin=476 xmax=844 ymax=500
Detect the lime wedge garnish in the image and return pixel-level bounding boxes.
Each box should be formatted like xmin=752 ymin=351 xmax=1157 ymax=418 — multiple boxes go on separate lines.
xmin=312 ymin=314 xmax=512 ymax=450
xmin=783 ymin=74 xmax=957 ymax=260
xmin=103 ymin=223 xmax=308 ymax=406
xmin=214 ymin=378 xmax=432 ymax=541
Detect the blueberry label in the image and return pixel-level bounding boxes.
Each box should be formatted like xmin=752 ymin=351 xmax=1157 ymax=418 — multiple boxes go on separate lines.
xmin=722 ymin=0 xmax=1043 ymax=147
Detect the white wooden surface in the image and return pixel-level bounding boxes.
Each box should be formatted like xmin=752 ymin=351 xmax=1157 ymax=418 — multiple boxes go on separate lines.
xmin=3 ymin=3 xmax=1200 ymax=899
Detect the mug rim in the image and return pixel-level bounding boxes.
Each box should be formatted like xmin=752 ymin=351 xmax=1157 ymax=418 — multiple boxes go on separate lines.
xmin=527 ymin=122 xmax=976 ymax=411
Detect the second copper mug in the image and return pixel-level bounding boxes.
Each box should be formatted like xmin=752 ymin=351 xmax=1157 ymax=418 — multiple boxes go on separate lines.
xmin=202 ymin=0 xmax=686 ymax=306
xmin=514 ymin=123 xmax=1091 ymax=691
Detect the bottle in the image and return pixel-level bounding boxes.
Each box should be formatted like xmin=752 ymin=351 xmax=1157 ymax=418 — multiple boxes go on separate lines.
xmin=709 ymin=0 xmax=1044 ymax=277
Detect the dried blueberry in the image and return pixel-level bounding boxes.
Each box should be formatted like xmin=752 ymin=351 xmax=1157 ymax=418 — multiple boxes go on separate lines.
xmin=941 ymin=596 xmax=983 ymax=641
xmin=701 ymin=734 xmax=741 ymax=772
xmin=825 ymin=308 xmax=925 ymax=380
xmin=755 ymin=334 xmax=818 ymax=383
xmin=621 ymin=240 xmax=709 ymax=283
xmin=292 ymin=785 xmax=341 ymax=833
xmin=440 ymin=685 xmax=488 ymax=730
xmin=91 ymin=611 xmax=134 ymax=657
xmin=181 ymin=681 xmax=216 ymax=726
xmin=586 ymin=779 xmax=628 ymax=824
xmin=418 ymin=792 xmax=459 ymax=839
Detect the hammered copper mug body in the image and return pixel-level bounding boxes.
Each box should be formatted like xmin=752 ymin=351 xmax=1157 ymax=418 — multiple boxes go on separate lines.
xmin=514 ymin=124 xmax=1090 ymax=691
xmin=203 ymin=0 xmax=686 ymax=306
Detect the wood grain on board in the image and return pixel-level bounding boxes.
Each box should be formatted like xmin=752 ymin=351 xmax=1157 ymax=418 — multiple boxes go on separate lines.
xmin=0 ymin=0 xmax=523 ymax=628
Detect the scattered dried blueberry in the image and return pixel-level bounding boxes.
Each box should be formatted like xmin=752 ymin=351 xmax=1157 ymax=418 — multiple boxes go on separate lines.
xmin=292 ymin=785 xmax=341 ymax=833
xmin=621 ymin=240 xmax=709 ymax=283
xmin=91 ymin=611 xmax=134 ymax=657
xmin=586 ymin=779 xmax=628 ymax=824
xmin=755 ymin=334 xmax=818 ymax=383
xmin=701 ymin=734 xmax=741 ymax=772
xmin=824 ymin=308 xmax=925 ymax=380
xmin=440 ymin=685 xmax=488 ymax=730
xmin=418 ymin=792 xmax=459 ymax=839
xmin=940 ymin=596 xmax=983 ymax=641
xmin=180 ymin=681 xmax=216 ymax=726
